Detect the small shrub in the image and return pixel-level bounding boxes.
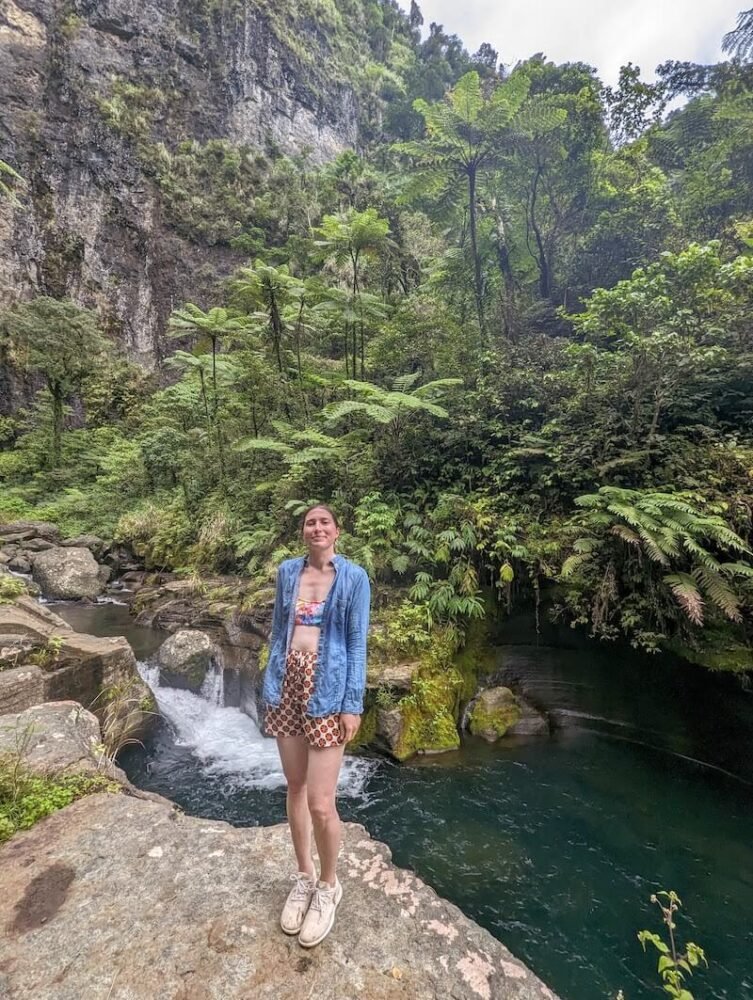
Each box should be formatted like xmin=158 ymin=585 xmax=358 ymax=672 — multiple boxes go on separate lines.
xmin=637 ymin=890 xmax=708 ymax=1000
xmin=0 ymin=575 xmax=27 ymax=604
xmin=0 ymin=753 xmax=119 ymax=844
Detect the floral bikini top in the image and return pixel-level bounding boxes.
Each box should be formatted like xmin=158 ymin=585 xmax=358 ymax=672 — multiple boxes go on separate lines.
xmin=295 ymin=596 xmax=327 ymax=627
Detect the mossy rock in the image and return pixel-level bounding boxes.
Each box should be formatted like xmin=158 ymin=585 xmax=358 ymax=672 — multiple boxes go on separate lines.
xmin=468 ymin=687 xmax=521 ymax=742
xmin=348 ymin=704 xmax=377 ymax=750
xmin=390 ymin=667 xmax=462 ymax=760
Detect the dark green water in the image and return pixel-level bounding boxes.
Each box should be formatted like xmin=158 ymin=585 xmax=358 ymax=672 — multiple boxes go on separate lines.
xmin=54 ymin=602 xmax=753 ymax=1000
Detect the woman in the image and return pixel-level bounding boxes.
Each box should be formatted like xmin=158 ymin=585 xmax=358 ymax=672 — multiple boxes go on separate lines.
xmin=262 ymin=504 xmax=370 ymax=948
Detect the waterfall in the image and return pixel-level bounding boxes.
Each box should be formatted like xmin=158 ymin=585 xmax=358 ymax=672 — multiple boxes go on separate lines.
xmin=199 ymin=665 xmax=224 ymax=706
xmin=137 ymin=659 xmax=375 ymax=797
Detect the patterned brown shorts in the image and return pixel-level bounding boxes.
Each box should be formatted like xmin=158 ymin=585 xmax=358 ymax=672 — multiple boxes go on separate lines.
xmin=265 ymin=649 xmax=344 ymax=750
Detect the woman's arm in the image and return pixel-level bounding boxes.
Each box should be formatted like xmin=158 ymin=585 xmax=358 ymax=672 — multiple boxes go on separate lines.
xmin=341 ymin=570 xmax=371 ymax=715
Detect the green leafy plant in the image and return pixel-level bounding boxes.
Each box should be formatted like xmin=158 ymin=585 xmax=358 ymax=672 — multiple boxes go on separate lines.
xmin=0 ymin=575 xmax=27 ymax=604
xmin=0 ymin=753 xmax=119 ymax=843
xmin=638 ymin=891 xmax=708 ymax=1000
xmin=27 ymin=635 xmax=65 ymax=668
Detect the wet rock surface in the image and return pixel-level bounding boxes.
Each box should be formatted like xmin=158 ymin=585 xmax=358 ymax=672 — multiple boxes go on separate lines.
xmin=0 ymin=793 xmax=558 ymax=1000
xmin=157 ymin=628 xmax=217 ymax=691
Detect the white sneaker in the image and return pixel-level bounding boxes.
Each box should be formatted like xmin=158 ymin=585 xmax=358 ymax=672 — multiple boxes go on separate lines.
xmin=297 ymin=878 xmax=343 ymax=948
xmin=280 ymin=872 xmax=316 ymax=935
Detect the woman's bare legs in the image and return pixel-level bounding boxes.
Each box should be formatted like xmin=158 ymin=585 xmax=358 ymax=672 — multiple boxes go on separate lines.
xmin=276 ymin=736 xmax=315 ymax=877
xmin=306 ymin=743 xmax=346 ymax=886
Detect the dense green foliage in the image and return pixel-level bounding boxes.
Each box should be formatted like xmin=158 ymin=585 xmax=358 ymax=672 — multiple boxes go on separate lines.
xmin=0 ymin=754 xmax=119 ymax=843
xmin=1 ymin=2 xmax=752 ymax=668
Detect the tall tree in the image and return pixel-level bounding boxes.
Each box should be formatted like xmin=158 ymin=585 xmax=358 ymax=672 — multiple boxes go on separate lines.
xmin=315 ymin=208 xmax=391 ymax=376
xmin=396 ymin=70 xmax=562 ymax=336
xmin=3 ymin=297 xmax=109 ymax=466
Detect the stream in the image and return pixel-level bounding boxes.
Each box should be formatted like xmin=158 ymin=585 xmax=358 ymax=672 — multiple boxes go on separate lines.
xmin=53 ymin=601 xmax=753 ymax=1000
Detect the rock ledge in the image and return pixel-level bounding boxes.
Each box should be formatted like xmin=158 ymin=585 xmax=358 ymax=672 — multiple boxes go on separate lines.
xmin=0 ymin=793 xmax=558 ymax=1000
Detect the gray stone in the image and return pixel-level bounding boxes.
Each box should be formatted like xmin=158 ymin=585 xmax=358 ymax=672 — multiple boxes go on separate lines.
xmin=0 ymin=632 xmax=39 ymax=666
xmin=31 ymin=546 xmax=105 ymax=601
xmin=369 ymin=659 xmax=421 ymax=692
xmin=8 ymin=555 xmax=31 ymax=574
xmin=0 ymin=665 xmax=44 ymax=715
xmin=0 ymin=701 xmax=104 ymax=777
xmin=507 ymin=698 xmax=550 ymax=737
xmin=377 ymin=706 xmax=405 ymax=753
xmin=0 ymin=521 xmax=61 ymax=542
xmin=0 ymin=550 xmax=10 ymax=564
xmin=0 ymin=794 xmax=558 ymax=1000
xmin=20 ymin=537 xmax=57 ymax=552
xmin=62 ymin=533 xmax=107 ymax=557
xmin=0 ymin=597 xmax=138 ymax=713
xmin=157 ymin=628 xmax=215 ymax=690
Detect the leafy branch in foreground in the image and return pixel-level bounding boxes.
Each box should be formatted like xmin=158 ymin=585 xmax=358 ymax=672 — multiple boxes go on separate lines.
xmin=638 ymin=891 xmax=707 ymax=1000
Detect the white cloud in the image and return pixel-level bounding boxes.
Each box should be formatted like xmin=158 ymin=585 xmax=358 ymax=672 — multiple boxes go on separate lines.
xmin=399 ymin=1 xmax=743 ymax=85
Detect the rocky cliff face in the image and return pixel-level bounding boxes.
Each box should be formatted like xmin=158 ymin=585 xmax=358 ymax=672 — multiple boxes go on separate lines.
xmin=0 ymin=0 xmax=362 ymax=368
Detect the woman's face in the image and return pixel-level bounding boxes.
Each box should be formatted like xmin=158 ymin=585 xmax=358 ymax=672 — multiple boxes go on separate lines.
xmin=302 ymin=508 xmax=340 ymax=552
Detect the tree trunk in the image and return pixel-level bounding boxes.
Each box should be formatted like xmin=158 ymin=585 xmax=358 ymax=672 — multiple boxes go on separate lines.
xmin=49 ymin=381 xmax=63 ymax=468
xmin=493 ymin=206 xmax=517 ymax=341
xmin=467 ymin=166 xmax=487 ymax=337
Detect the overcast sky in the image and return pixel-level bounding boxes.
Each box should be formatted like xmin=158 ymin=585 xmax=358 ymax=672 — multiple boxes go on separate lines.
xmin=397 ymin=1 xmax=743 ymax=86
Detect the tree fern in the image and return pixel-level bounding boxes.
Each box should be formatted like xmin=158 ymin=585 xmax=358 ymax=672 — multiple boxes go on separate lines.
xmin=569 ymin=487 xmax=752 ymax=630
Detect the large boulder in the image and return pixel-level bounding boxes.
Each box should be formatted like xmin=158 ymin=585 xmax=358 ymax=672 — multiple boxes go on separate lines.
xmin=31 ymin=546 xmax=105 ymax=601
xmin=468 ymin=687 xmax=522 ymax=742
xmin=62 ymin=533 xmax=107 ymax=558
xmin=467 ymin=687 xmax=549 ymax=742
xmin=0 ymin=794 xmax=559 ymax=1000
xmin=0 ymin=521 xmax=61 ymax=544
xmin=0 ymin=701 xmax=108 ymax=778
xmin=157 ymin=628 xmax=216 ymax=690
xmin=0 ymin=597 xmax=138 ymax=717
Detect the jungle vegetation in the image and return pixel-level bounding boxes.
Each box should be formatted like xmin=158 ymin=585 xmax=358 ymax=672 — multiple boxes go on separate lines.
xmin=1 ymin=3 xmax=752 ymax=669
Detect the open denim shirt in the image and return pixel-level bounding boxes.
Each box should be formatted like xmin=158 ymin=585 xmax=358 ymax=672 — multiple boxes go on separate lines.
xmin=262 ymin=554 xmax=371 ymax=717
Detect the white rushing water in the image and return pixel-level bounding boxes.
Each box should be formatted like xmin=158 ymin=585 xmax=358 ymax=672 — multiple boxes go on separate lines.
xmin=137 ymin=661 xmax=376 ymax=797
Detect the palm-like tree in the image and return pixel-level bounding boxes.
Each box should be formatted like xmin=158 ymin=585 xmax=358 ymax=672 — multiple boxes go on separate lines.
xmin=394 ymin=71 xmax=563 ymax=336
xmin=231 ymin=261 xmax=303 ymax=375
xmin=314 ymin=208 xmax=391 ymax=377
xmin=322 ymin=373 xmax=462 ymax=440
xmin=723 ymin=9 xmax=753 ymax=61
xmin=168 ymin=305 xmax=245 ymax=417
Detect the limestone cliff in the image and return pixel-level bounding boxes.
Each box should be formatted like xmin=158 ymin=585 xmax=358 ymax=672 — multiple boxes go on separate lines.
xmin=0 ymin=0 xmax=372 ymax=370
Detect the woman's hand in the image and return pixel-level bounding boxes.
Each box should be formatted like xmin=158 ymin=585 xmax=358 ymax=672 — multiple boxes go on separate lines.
xmin=339 ymin=713 xmax=361 ymax=743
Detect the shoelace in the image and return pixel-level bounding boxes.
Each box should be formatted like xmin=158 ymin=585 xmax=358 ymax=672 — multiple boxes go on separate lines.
xmin=290 ymin=873 xmax=314 ymax=901
xmin=308 ymin=884 xmax=336 ymax=913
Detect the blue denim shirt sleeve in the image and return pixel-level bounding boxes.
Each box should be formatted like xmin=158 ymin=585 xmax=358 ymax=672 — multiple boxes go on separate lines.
xmin=341 ymin=568 xmax=370 ymax=714
xmin=269 ymin=565 xmax=286 ymax=649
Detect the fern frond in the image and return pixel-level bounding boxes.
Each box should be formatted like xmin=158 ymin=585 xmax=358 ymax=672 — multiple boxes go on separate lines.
xmin=664 ymin=573 xmax=705 ymax=626
xmin=233 ymin=437 xmax=292 ymax=454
